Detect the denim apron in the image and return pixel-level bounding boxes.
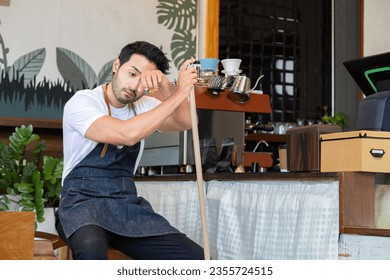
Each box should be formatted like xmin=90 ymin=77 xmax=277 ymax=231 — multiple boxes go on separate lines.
xmin=57 ymin=141 xmax=180 ymax=239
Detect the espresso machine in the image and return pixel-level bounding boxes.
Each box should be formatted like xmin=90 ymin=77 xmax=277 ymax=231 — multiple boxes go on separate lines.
xmin=138 ymin=109 xmax=245 ymax=175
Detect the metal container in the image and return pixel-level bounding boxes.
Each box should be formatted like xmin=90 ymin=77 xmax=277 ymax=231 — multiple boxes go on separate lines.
xmin=228 ymin=75 xmax=251 ymax=103
xmin=228 ymin=75 xmax=264 ymax=103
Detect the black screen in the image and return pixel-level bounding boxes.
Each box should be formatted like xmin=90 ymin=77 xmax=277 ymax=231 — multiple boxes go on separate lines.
xmin=344 ymin=52 xmax=390 ymax=96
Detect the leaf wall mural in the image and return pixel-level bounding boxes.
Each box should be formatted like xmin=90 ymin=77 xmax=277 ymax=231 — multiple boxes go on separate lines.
xmin=157 ymin=0 xmax=197 ymax=32
xmin=8 ymin=48 xmax=46 ymax=87
xmin=56 ymin=47 xmax=97 ymax=91
xmin=56 ymin=47 xmax=114 ymax=91
xmin=0 ymin=30 xmax=9 ymax=70
xmin=0 ymin=0 xmax=197 ymax=123
xmin=171 ymin=30 xmax=196 ymax=68
xmin=98 ymin=59 xmax=115 ymax=86
xmin=157 ymin=0 xmax=197 ymax=69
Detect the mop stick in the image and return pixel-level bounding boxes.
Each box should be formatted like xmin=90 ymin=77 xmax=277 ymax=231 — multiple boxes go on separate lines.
xmin=189 ymin=86 xmax=211 ymax=260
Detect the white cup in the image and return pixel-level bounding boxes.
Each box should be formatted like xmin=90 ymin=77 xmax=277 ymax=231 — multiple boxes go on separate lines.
xmin=221 ymin=58 xmax=242 ymax=73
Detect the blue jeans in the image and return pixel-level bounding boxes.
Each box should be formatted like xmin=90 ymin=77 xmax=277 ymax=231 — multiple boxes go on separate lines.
xmin=56 ymin=216 xmax=204 ymax=260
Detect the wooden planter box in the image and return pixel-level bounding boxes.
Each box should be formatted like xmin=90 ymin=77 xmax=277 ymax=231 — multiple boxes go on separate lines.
xmin=0 ymin=211 xmax=35 ymax=260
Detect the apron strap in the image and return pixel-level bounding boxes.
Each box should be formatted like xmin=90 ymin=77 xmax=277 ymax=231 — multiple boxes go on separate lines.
xmin=100 ymin=84 xmax=138 ymax=158
xmin=100 ymin=84 xmax=111 ymax=158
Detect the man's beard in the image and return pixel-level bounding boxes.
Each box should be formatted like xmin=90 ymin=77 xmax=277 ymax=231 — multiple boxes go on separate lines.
xmin=111 ymin=76 xmax=139 ymax=104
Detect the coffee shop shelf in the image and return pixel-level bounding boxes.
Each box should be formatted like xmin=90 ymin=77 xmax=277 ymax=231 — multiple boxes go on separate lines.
xmin=194 ymin=86 xmax=272 ymax=113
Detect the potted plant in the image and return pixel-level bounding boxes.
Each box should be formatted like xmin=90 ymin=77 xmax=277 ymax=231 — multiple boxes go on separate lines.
xmin=0 ymin=125 xmax=63 ymax=223
xmin=321 ymin=106 xmax=348 ymax=129
xmin=321 ymin=112 xmax=348 ymax=128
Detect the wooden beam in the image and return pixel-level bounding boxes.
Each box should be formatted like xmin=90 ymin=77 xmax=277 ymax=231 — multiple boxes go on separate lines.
xmin=205 ymin=0 xmax=219 ymax=58
xmin=0 ymin=117 xmax=62 ymax=129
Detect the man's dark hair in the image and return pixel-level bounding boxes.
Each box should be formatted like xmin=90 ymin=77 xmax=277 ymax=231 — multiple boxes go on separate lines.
xmin=118 ymin=41 xmax=170 ymax=74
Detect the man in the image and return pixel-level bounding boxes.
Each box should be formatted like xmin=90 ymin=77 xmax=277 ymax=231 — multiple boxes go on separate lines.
xmin=56 ymin=41 xmax=204 ymax=260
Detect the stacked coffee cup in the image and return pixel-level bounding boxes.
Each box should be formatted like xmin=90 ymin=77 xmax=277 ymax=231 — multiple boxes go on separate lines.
xmin=221 ymin=58 xmax=242 ymax=90
xmin=221 ymin=58 xmax=242 ymax=77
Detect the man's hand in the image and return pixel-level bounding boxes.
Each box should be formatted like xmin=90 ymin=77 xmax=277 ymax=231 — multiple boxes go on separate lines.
xmin=175 ymin=58 xmax=197 ymax=98
xmin=138 ymin=58 xmax=197 ymax=101
xmin=137 ymin=69 xmax=167 ymax=95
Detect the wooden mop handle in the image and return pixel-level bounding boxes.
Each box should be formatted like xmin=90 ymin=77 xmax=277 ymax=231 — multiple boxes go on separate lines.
xmin=189 ymin=87 xmax=211 ymax=260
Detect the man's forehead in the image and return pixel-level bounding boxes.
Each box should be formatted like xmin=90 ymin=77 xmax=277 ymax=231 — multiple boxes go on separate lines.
xmin=122 ymin=55 xmax=157 ymax=73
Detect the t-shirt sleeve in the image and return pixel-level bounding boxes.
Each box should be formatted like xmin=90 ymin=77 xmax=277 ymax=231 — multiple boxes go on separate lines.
xmin=63 ymin=91 xmax=107 ymax=137
xmin=136 ymin=96 xmax=162 ymax=112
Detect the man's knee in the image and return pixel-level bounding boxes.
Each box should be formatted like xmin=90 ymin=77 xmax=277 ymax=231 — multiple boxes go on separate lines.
xmin=69 ymin=226 xmax=109 ymax=260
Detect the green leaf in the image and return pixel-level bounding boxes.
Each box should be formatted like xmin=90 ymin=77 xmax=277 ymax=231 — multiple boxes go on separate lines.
xmin=35 ymin=185 xmax=44 ymax=198
xmin=20 ymin=193 xmax=34 ymax=201
xmin=15 ymin=183 xmax=34 ymax=194
xmin=0 ymin=202 xmax=9 ymax=211
xmin=31 ymin=170 xmax=42 ymax=185
xmin=20 ymin=206 xmax=34 ymax=212
xmin=19 ymin=199 xmax=34 ymax=208
xmin=3 ymin=195 xmax=11 ymax=204
xmin=36 ymin=215 xmax=45 ymax=223
xmin=6 ymin=186 xmax=17 ymax=195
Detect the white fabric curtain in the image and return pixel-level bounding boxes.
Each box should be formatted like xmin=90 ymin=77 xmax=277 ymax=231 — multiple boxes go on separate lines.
xmin=206 ymin=180 xmax=339 ymax=259
xmin=136 ymin=179 xmax=339 ymax=260
xmin=136 ymin=181 xmax=203 ymax=245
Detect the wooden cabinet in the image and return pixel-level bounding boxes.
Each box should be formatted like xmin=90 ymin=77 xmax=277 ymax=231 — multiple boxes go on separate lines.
xmin=339 ymin=172 xmax=390 ymax=237
xmin=339 ymin=172 xmax=376 ymax=230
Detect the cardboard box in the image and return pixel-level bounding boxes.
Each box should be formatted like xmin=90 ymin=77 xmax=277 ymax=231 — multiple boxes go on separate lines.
xmin=286 ymin=124 xmax=342 ymax=172
xmin=320 ymin=130 xmax=390 ymax=173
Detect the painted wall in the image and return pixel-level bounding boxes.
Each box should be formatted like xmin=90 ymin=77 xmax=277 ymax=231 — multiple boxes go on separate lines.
xmin=0 ymin=0 xmax=197 ymax=120
xmin=364 ymin=0 xmax=390 ymax=56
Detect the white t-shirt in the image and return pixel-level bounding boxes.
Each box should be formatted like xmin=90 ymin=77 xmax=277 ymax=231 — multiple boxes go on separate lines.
xmin=62 ymin=85 xmax=161 ymax=183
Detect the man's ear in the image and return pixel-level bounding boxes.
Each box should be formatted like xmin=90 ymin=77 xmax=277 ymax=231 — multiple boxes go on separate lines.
xmin=112 ymin=58 xmax=120 ymax=74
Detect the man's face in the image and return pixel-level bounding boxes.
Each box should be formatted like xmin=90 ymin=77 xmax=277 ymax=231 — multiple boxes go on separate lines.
xmin=111 ymin=54 xmax=157 ymax=106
